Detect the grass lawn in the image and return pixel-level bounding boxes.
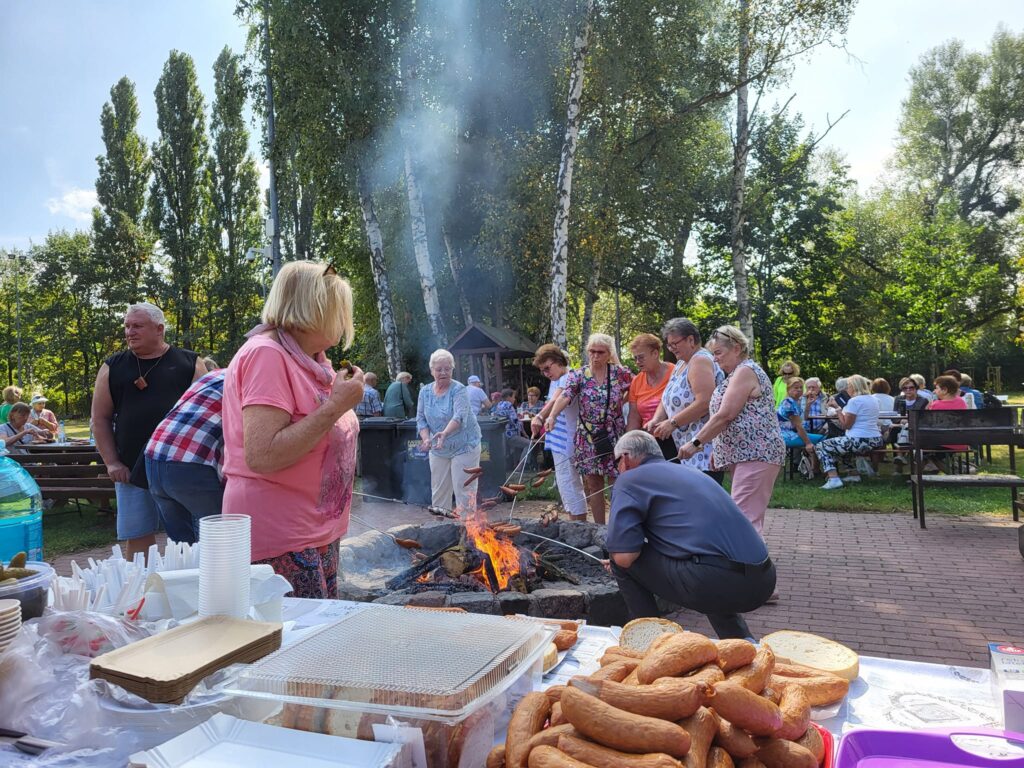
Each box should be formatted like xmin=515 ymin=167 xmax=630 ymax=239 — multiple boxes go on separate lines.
xmin=43 ymin=504 xmax=118 ymax=559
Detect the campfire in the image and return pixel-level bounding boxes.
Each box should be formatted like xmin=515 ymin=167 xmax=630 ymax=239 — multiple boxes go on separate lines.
xmin=412 ymin=512 xmax=539 ymax=593
xmin=401 ymin=503 xmax=593 ymax=596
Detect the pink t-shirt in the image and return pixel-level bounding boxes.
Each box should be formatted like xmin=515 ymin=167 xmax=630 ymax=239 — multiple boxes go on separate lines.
xmin=927 ymin=395 xmax=968 ymax=451
xmin=222 ymin=334 xmax=359 ymax=561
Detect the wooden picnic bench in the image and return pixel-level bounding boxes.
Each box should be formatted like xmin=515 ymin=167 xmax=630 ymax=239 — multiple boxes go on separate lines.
xmin=909 ymin=409 xmax=1023 ymax=530
xmin=7 ymin=447 xmax=115 ymax=512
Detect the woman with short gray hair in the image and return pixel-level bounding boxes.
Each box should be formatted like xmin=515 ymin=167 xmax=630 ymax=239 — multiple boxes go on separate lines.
xmin=678 ymin=325 xmax=784 ymax=534
xmin=417 ymin=349 xmax=482 ymax=512
xmin=645 ymin=318 xmax=724 ymax=481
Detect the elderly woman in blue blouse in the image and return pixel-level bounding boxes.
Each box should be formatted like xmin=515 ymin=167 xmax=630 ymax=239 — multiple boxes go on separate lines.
xmin=778 ymin=377 xmax=825 ymax=452
xmin=417 ymin=349 xmax=482 ymax=512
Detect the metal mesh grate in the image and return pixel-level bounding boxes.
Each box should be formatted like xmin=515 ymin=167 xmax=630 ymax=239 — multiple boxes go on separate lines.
xmin=229 ymin=605 xmax=552 ymax=719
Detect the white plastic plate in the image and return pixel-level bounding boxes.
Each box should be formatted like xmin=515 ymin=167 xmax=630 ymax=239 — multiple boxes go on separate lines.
xmin=130 ymin=713 xmax=402 ymax=767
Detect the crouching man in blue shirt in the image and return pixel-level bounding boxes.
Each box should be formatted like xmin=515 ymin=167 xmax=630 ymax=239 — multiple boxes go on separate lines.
xmin=607 ymin=430 xmax=776 ymax=639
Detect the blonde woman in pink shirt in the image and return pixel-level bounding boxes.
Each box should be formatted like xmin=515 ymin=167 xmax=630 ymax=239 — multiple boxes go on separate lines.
xmin=222 ymin=262 xmax=365 ymax=599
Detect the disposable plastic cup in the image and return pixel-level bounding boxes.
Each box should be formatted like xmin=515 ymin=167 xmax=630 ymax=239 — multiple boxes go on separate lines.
xmin=199 ymin=515 xmax=251 ymax=619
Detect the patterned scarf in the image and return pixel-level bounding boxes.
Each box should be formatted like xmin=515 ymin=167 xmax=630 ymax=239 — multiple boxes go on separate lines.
xmin=245 ymin=323 xmax=334 ymax=387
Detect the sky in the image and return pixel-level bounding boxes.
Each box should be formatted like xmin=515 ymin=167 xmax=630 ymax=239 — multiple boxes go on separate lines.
xmin=1 ymin=0 xmax=1023 ymax=252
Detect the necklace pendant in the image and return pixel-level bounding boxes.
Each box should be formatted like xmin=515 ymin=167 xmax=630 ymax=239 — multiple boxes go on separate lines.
xmin=134 ymin=376 xmax=148 ymax=391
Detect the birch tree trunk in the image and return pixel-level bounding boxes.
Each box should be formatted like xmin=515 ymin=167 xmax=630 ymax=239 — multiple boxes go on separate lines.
xmin=442 ymin=223 xmax=474 ymax=329
xmin=357 ymin=168 xmax=402 ymax=379
xmin=580 ymin=258 xmax=601 ymax=356
xmin=730 ymin=0 xmax=755 ymax=344
xmin=404 ymin=145 xmax=447 ymax=346
xmin=549 ymin=0 xmax=594 ymax=349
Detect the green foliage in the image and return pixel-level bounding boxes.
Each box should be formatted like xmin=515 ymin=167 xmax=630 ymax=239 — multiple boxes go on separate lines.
xmin=207 ymin=46 xmax=264 ymax=357
xmin=149 ymin=50 xmax=213 ymax=350
xmin=92 ymin=77 xmax=154 ymax=311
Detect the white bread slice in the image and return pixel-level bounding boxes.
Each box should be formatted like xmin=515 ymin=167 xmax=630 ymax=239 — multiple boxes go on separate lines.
xmin=619 ymin=617 xmax=684 ymax=652
xmin=543 ymin=642 xmax=559 ymax=672
xmin=761 ymin=630 xmax=860 ymax=680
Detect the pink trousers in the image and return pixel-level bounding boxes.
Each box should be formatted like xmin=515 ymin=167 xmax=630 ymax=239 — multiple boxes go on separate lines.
xmin=727 ymin=461 xmax=780 ymax=536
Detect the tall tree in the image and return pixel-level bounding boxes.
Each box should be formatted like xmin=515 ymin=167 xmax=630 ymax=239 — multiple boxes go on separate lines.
xmin=149 ymin=51 xmax=212 ymax=349
xmin=549 ymin=0 xmax=594 ymax=349
xmin=207 ymin=46 xmax=263 ymax=355
xmin=896 ymin=28 xmax=1024 ymax=220
xmin=357 ymin=168 xmax=403 ymax=377
xmin=92 ymin=77 xmax=153 ymax=312
xmin=723 ymin=0 xmax=855 ymax=343
xmin=404 ymin=144 xmax=447 ymax=346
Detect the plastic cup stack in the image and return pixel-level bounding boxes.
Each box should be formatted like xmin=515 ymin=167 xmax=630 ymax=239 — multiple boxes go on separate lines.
xmin=198 ymin=514 xmax=251 ymax=619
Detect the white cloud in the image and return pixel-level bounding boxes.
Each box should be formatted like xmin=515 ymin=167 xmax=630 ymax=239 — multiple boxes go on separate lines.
xmin=45 ymin=187 xmax=98 ymax=224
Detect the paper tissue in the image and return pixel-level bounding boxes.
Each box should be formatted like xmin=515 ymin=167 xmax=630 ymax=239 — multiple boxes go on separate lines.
xmin=142 ymin=565 xmax=292 ymax=622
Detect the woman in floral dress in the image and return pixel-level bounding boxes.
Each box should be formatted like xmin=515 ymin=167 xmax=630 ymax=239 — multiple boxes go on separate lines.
xmin=545 ymin=333 xmax=632 ymax=524
xmin=679 ymin=325 xmax=785 ymax=535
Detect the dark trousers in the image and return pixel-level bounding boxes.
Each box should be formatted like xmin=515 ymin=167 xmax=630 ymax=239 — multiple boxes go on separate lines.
xmin=145 ymin=457 xmax=223 ymax=544
xmin=612 ymin=547 xmax=776 ymax=639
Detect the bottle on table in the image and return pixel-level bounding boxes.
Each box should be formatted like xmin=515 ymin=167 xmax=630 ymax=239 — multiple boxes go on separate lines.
xmin=57 ymin=421 xmax=66 ymax=443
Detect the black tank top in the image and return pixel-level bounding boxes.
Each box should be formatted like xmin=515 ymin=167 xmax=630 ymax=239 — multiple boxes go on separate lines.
xmin=106 ymin=346 xmax=198 ymax=467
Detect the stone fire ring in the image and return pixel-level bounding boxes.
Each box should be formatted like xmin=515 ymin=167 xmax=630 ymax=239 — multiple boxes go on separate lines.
xmin=337 ymin=518 xmax=630 ymax=626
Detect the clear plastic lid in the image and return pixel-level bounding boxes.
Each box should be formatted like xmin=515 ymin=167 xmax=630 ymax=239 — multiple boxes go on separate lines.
xmin=226 ymin=604 xmax=554 ymax=721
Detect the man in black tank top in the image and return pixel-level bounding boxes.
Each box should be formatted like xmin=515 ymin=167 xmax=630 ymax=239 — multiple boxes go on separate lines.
xmin=91 ymin=303 xmax=204 ymax=560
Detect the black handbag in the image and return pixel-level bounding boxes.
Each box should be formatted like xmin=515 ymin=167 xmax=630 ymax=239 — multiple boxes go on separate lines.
xmin=582 ymin=366 xmax=615 ymax=457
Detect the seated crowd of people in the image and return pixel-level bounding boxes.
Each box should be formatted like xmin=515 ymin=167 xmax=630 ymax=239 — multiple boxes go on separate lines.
xmin=771 ymin=365 xmax=990 ymax=488
xmin=0 ymin=386 xmax=60 ymax=453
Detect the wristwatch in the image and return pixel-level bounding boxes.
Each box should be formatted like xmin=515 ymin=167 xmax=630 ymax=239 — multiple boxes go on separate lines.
xmin=691 ymin=437 xmax=702 ymax=449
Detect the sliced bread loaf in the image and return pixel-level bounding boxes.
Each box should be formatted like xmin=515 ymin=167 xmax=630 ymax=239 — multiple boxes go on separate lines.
xmin=761 ymin=630 xmax=859 ymax=680
xmin=619 ymin=617 xmax=683 ymax=652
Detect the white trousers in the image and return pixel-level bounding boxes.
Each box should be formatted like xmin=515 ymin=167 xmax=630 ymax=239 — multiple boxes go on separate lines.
xmin=429 ymin=445 xmax=483 ymax=513
xmin=552 ymin=451 xmax=587 ymax=518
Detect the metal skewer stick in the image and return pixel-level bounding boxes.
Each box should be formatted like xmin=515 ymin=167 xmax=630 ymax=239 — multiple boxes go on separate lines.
xmin=348 ymin=512 xmax=422 ymax=548
xmin=506 ymin=436 xmax=542 ymax=522
xmin=351 ymin=490 xmax=456 ymax=518
xmin=517 ymin=530 xmax=606 ymax=565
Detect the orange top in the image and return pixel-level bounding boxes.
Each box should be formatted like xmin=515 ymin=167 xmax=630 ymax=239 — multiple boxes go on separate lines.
xmin=628 ymin=364 xmax=673 ymax=423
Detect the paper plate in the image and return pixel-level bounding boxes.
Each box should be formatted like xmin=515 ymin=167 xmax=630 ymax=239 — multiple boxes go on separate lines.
xmin=129 ymin=712 xmax=402 ymax=767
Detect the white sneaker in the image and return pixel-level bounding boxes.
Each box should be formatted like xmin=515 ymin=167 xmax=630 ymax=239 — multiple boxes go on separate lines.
xmin=821 ymin=477 xmax=844 ymax=490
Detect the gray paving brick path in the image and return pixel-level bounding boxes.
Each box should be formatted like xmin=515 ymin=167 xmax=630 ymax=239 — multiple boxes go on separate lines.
xmin=52 ymin=502 xmax=1024 ymax=668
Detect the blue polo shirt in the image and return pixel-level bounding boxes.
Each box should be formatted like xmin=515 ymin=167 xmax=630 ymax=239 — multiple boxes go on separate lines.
xmin=606 ymin=457 xmax=768 ymax=564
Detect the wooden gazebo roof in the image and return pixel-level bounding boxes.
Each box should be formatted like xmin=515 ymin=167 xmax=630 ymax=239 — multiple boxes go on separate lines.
xmin=448 ymin=323 xmax=538 ymax=356
xmin=448 ymin=323 xmax=540 ymax=395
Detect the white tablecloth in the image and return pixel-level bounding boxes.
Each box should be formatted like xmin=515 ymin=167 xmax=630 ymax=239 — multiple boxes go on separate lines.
xmin=280 ymin=597 xmax=1004 ymax=738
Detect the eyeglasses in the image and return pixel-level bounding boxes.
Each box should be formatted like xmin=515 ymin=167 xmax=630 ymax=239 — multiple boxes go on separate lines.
xmin=901 ymin=385 xmax=917 ymax=391
xmin=587 ymin=348 xmax=608 ymax=356
xmin=711 ymin=329 xmax=742 ymax=344
xmin=539 ymin=363 xmax=555 ymax=374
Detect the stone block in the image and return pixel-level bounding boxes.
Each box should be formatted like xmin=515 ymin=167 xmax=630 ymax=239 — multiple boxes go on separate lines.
xmin=336 ymin=583 xmax=387 ymax=603
xmin=404 ymin=591 xmax=449 ymax=608
xmin=582 ymin=545 xmax=604 ymax=558
xmin=585 ymin=583 xmax=630 ymax=627
xmin=449 ymin=592 xmax=501 ymax=615
xmin=373 ymin=592 xmax=416 ymax=606
xmin=529 ymin=588 xmax=588 ymax=619
xmin=497 ymin=591 xmax=532 ymax=616
xmin=558 ymin=521 xmax=594 ymax=549
xmin=591 ymin=524 xmax=608 ymax=551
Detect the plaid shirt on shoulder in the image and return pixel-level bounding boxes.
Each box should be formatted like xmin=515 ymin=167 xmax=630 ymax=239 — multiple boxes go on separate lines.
xmin=145 ymin=370 xmax=225 ymax=472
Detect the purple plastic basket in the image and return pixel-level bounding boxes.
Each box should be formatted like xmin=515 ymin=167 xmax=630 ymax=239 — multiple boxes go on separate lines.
xmin=835 ymin=727 xmax=1024 ymax=767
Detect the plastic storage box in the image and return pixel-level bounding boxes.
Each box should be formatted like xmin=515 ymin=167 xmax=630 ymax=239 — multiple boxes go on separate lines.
xmin=226 ymin=605 xmax=553 ymax=768
xmin=835 ymin=726 xmax=1024 ymax=767
xmin=0 ymin=560 xmax=53 ymax=620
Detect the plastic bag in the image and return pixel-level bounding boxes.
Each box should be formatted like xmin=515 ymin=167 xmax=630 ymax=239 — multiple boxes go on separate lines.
xmin=0 ymin=613 xmax=260 ymax=767
xmin=34 ymin=610 xmax=155 ymax=658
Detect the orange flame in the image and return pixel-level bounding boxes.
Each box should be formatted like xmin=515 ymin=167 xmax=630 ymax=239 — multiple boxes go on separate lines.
xmin=464 ymin=511 xmax=522 ymax=591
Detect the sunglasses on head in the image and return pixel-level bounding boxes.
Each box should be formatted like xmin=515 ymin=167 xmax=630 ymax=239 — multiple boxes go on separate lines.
xmin=323 ymin=262 xmax=338 ymax=277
